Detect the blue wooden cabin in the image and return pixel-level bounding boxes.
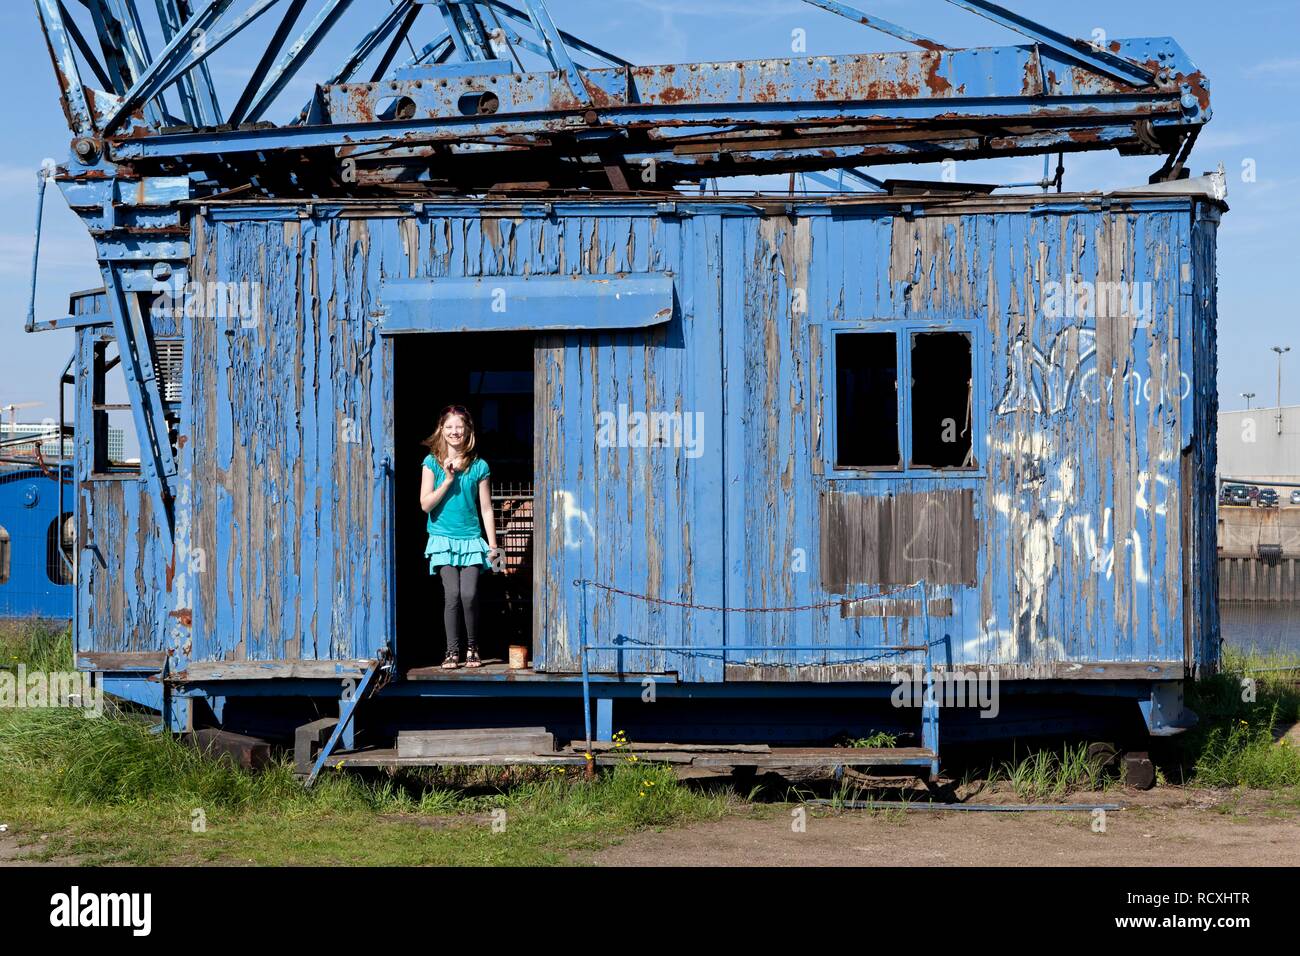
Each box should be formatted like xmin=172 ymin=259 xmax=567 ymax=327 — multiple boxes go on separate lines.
xmin=66 ymin=184 xmax=1222 ymax=751
xmin=29 ymin=0 xmax=1222 ymax=761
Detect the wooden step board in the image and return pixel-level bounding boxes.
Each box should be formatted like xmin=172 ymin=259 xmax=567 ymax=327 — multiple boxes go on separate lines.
xmin=397 ymin=727 xmax=556 ymax=759
xmin=333 ymin=745 xmax=935 ymax=769
xmin=575 ymin=741 xmax=772 ymax=753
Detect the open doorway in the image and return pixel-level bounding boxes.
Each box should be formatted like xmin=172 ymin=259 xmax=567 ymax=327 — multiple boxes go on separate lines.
xmin=394 ymin=333 xmax=535 ymax=669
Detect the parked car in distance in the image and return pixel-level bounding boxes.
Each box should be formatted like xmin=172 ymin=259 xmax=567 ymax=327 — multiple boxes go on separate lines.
xmin=1246 ymin=485 xmax=1261 ymax=502
xmin=1291 ymin=489 xmax=1300 ymax=505
xmin=1221 ymin=485 xmax=1252 ymax=506
xmin=1258 ymin=488 xmax=1279 ymax=508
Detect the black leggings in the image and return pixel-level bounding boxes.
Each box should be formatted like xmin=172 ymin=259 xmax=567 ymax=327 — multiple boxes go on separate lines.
xmin=439 ymin=565 xmax=481 ymax=657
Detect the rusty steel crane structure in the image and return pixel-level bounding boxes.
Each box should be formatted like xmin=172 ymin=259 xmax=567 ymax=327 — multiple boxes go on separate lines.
xmin=34 ymin=0 xmax=1211 ymax=197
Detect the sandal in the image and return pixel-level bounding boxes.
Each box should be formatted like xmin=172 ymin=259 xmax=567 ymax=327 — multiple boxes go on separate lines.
xmin=465 ymin=647 xmax=482 ymax=668
xmin=441 ymin=650 xmax=460 ymax=670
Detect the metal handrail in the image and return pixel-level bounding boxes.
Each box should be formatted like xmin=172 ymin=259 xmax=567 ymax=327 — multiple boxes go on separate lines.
xmin=573 ymin=578 xmax=941 ymax=775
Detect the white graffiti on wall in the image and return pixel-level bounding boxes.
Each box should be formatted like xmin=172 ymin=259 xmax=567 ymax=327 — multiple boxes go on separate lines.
xmin=987 ymin=309 xmax=1188 ymax=653
xmin=901 ymin=498 xmax=962 ymax=576
xmin=551 ymin=490 xmax=595 ymax=549
xmin=962 ymin=626 xmax=1066 ymax=664
xmin=989 ymin=434 xmax=1071 ymax=644
xmin=1065 ymin=509 xmax=1149 ymax=585
xmin=1135 ymin=473 xmax=1172 ymax=519
xmin=996 ymin=329 xmax=1096 ymax=416
xmin=997 ymin=328 xmax=1191 ymax=417
xmin=989 ymin=430 xmax=1164 ymax=652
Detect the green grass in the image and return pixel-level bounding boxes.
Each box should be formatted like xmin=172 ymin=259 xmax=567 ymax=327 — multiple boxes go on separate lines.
xmin=1192 ymin=713 xmax=1300 ymax=789
xmin=0 ymin=709 xmax=734 ymax=865
xmin=1177 ymin=647 xmax=1300 ymax=790
xmin=4 ymin=617 xmax=1299 ymax=864
xmin=986 ymin=649 xmax=1300 ymax=796
xmin=0 ymin=620 xmax=736 ymax=864
xmin=0 ymin=622 xmax=735 ymax=864
xmin=0 ymin=618 xmax=74 ymax=673
xmin=992 ymin=743 xmax=1107 ymax=801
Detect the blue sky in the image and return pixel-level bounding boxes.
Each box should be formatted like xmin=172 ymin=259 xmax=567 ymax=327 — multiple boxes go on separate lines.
xmin=1 ymin=0 xmax=1297 ymax=424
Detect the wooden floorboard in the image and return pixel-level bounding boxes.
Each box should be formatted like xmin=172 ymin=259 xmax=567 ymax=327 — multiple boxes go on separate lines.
xmin=400 ymin=663 xmax=676 ymax=682
xmin=323 ymin=746 xmax=936 ymax=769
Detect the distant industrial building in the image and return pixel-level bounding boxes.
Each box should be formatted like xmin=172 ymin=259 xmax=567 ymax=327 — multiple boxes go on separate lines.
xmin=0 ymin=422 xmax=124 ymax=464
xmin=1217 ymin=406 xmax=1300 ymax=484
xmin=1217 ymin=406 xmax=1300 ymax=602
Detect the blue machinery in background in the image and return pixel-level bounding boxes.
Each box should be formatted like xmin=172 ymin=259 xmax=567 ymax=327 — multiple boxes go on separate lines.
xmin=33 ymin=0 xmax=1210 ymax=191
xmin=0 ymin=466 xmax=74 ymax=621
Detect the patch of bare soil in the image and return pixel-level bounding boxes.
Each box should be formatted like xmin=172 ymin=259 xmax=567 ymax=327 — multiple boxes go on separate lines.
xmin=581 ymin=787 xmax=1300 ymax=867
xmin=375 ymin=813 xmax=493 ymax=830
xmin=0 ymin=829 xmax=80 ymax=867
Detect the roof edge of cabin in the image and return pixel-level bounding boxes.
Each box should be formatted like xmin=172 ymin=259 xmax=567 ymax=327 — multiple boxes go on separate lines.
xmin=185 ymin=187 xmax=1225 ymax=219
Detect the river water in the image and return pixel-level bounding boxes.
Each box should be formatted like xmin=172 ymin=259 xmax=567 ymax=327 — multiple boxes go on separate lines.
xmin=1219 ymin=602 xmax=1300 ymax=657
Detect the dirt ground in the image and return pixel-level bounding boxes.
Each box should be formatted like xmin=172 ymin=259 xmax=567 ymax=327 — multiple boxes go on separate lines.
xmin=0 ymin=832 xmax=73 ymax=866
xmin=579 ymin=786 xmax=1300 ymax=867
xmin=2 ymin=786 xmax=1296 ymax=867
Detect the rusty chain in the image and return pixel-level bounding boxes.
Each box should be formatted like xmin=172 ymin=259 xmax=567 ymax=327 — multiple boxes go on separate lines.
xmin=573 ymin=578 xmax=924 ymax=614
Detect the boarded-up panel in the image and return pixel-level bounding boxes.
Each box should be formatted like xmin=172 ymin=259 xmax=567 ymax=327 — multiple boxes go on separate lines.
xmin=820 ymin=489 xmax=978 ymax=591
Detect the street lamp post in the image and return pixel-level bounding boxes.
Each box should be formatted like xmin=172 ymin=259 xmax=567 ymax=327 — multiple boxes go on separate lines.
xmin=1242 ymin=392 xmax=1256 ymax=410
xmin=1272 ymin=346 xmax=1291 ymax=435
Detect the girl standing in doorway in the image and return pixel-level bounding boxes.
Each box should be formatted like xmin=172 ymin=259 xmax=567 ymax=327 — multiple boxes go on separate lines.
xmin=420 ymin=405 xmax=500 ymax=669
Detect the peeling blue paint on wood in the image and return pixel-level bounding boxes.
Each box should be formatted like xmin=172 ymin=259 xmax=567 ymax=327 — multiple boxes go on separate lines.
xmin=75 ymin=192 xmax=1222 ymax=685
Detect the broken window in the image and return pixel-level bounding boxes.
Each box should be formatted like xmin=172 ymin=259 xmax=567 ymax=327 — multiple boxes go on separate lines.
xmin=835 ymin=332 xmax=900 ymax=469
xmin=909 ymin=332 xmax=973 ymax=469
xmin=832 ymin=327 xmax=978 ymax=472
xmin=88 ymin=332 xmax=183 ymax=476
xmin=92 ymin=341 xmax=141 ymax=474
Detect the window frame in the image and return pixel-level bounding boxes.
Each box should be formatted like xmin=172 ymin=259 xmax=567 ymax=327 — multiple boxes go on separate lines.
xmin=90 ymin=339 xmax=142 ymax=477
xmin=824 ymin=320 xmax=985 ymax=480
xmin=831 ymin=327 xmax=904 ymax=473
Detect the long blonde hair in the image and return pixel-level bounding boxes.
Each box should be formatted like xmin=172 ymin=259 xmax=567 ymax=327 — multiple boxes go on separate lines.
xmin=422 ymin=404 xmax=479 ymax=467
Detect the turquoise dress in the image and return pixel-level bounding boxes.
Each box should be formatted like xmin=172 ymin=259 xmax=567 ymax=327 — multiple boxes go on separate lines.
xmin=423 ymin=455 xmax=492 ymax=571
